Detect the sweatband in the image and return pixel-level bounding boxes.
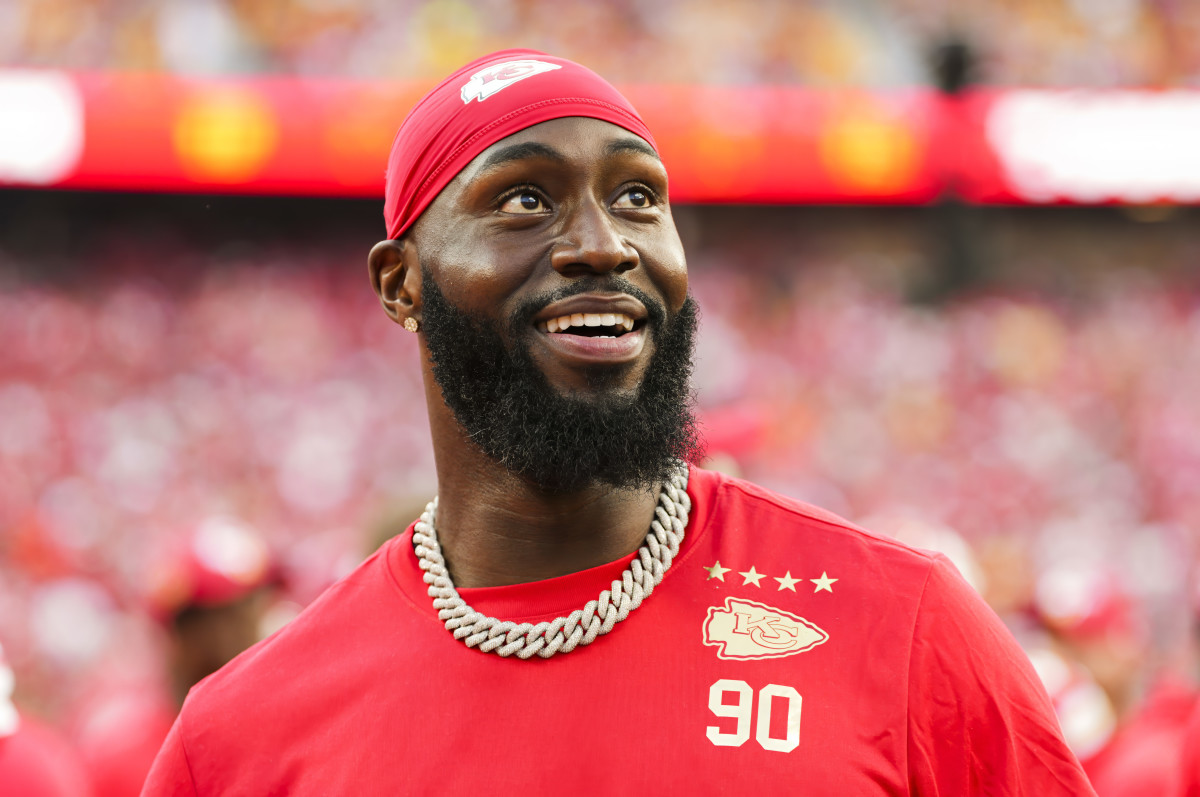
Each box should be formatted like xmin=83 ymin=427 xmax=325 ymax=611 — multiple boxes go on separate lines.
xmin=383 ymin=48 xmax=657 ymax=240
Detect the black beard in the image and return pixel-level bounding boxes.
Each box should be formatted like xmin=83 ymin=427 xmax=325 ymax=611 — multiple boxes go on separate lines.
xmin=420 ymin=268 xmax=700 ymax=492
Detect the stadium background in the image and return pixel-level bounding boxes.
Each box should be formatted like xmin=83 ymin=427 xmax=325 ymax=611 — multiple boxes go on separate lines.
xmin=3 ymin=0 xmax=1200 ymax=793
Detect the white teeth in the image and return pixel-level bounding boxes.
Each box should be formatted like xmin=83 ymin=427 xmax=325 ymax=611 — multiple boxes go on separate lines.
xmin=543 ymin=312 xmax=637 ymax=333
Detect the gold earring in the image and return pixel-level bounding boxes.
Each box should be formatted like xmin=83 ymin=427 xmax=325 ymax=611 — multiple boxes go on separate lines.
xmin=403 ymin=317 xmax=419 ymax=333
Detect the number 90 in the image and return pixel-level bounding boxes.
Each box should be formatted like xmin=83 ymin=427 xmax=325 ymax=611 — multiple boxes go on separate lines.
xmin=706 ymin=679 xmax=802 ymax=753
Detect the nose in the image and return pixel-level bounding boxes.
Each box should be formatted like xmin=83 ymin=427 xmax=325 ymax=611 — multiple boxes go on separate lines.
xmin=550 ymin=200 xmax=639 ymax=276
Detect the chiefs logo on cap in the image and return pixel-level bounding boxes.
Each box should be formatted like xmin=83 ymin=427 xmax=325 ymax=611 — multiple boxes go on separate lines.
xmin=703 ymin=598 xmax=829 ymax=660
xmin=460 ymin=59 xmax=562 ymax=104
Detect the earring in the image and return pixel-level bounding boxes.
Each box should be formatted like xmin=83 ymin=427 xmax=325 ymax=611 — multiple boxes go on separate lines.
xmin=403 ymin=317 xmax=419 ymax=333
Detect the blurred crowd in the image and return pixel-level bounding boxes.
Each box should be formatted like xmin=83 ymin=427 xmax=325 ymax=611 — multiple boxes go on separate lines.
xmin=2 ymin=0 xmax=1200 ymax=88
xmin=1 ymin=199 xmax=1199 ymax=792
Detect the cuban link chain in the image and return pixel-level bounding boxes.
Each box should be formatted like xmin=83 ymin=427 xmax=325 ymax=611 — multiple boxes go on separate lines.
xmin=412 ymin=462 xmax=691 ymax=659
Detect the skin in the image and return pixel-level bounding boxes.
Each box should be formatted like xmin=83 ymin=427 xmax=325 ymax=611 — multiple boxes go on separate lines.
xmin=169 ymin=590 xmax=269 ymax=706
xmin=368 ymin=117 xmax=689 ymax=588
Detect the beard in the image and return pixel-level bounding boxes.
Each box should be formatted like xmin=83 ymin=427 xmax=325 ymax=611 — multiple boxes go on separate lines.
xmin=420 ymin=267 xmax=700 ymax=493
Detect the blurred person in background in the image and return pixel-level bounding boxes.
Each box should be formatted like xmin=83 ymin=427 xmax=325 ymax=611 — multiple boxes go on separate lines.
xmin=1138 ymin=590 xmax=1200 ymax=797
xmin=1179 ymin=673 xmax=1200 ymax=797
xmin=1086 ymin=671 xmax=1195 ymax=797
xmin=149 ymin=518 xmax=279 ymax=708
xmin=975 ymin=536 xmax=1122 ymax=767
xmin=69 ymin=518 xmax=277 ymax=797
xmin=1035 ymin=568 xmax=1154 ymax=728
xmin=0 ymin=642 xmax=93 ymax=796
xmin=141 ymin=50 xmax=1094 ymax=794
xmin=1034 ymin=565 xmax=1199 ymax=796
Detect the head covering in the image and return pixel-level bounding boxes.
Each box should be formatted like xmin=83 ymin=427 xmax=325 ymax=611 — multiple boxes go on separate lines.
xmin=384 ymin=49 xmax=656 ymax=240
xmin=145 ymin=516 xmax=276 ymax=621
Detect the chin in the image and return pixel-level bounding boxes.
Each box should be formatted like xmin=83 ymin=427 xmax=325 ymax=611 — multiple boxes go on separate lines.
xmin=545 ymin=360 xmax=651 ymax=398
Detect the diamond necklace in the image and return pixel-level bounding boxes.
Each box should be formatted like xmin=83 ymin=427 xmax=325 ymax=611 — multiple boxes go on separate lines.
xmin=412 ymin=462 xmax=691 ymax=659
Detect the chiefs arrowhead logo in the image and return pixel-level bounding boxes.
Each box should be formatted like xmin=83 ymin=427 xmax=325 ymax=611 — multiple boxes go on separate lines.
xmin=460 ymin=59 xmax=562 ymax=104
xmin=703 ymin=598 xmax=829 ymax=660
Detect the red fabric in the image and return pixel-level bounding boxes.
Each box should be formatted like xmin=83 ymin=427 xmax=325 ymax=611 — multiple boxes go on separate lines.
xmin=383 ymin=49 xmax=656 ymax=240
xmin=1103 ymin=677 xmax=1198 ymax=797
xmin=74 ymin=687 xmax=176 ymax=797
xmin=143 ymin=467 xmax=1093 ymax=795
xmin=0 ymin=716 xmax=93 ymax=797
xmin=1182 ymin=695 xmax=1200 ymax=797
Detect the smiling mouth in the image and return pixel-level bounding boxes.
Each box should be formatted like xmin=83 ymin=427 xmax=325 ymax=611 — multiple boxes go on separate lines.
xmin=537 ymin=312 xmax=641 ymax=338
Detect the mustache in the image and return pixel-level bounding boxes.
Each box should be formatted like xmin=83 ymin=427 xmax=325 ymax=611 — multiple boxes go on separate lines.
xmin=507 ymin=277 xmax=668 ymax=336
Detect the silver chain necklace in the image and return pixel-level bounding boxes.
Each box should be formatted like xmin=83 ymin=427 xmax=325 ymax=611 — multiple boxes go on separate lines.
xmin=412 ymin=463 xmax=691 ymax=659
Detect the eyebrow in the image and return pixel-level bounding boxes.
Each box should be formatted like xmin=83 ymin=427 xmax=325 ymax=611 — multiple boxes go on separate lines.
xmin=474 ymin=136 xmax=664 ymax=176
xmin=476 ymin=142 xmax=566 ymax=174
xmin=605 ymin=138 xmax=662 ymax=163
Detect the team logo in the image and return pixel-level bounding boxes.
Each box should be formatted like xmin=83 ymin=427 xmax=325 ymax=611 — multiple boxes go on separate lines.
xmin=703 ymin=598 xmax=829 ymax=661
xmin=460 ymin=60 xmax=562 ymax=104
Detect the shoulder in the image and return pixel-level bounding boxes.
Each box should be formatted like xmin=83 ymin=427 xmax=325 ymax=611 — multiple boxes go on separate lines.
xmin=689 ymin=465 xmax=941 ymax=568
xmin=162 ymin=539 xmax=428 ymax=790
xmin=683 ymin=466 xmax=952 ymax=615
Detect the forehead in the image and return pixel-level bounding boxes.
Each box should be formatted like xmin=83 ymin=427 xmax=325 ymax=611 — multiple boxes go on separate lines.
xmin=454 ymin=116 xmax=662 ymax=186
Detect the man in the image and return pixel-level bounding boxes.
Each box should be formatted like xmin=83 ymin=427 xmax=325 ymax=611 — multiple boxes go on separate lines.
xmin=143 ymin=50 xmax=1095 ymax=794
xmin=75 ymin=519 xmax=276 ymax=797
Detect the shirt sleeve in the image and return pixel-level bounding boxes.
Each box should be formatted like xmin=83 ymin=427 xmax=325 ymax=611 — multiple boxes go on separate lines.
xmin=906 ymin=554 xmax=1097 ymax=796
xmin=140 ymin=715 xmax=200 ymax=797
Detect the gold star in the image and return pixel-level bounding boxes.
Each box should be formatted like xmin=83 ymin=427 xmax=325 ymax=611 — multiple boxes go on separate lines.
xmin=774 ymin=571 xmax=800 ymax=591
xmin=811 ymin=572 xmax=838 ymax=593
xmin=704 ymin=561 xmax=731 ymax=581
xmin=739 ymin=566 xmax=766 ymax=587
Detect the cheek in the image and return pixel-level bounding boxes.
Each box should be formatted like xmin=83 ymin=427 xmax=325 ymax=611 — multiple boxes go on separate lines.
xmin=426 ymin=233 xmax=534 ymax=312
xmin=645 ymin=236 xmax=689 ymax=312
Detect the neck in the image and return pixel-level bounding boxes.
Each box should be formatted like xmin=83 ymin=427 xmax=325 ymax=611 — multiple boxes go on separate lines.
xmin=431 ymin=448 xmax=662 ymax=588
xmin=422 ymin=382 xmax=662 ymax=587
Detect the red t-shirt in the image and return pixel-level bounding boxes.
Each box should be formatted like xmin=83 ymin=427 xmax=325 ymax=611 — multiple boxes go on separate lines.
xmin=143 ymin=467 xmax=1093 ymax=795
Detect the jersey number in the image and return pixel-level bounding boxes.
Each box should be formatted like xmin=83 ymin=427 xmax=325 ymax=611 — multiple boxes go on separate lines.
xmin=706 ymin=679 xmax=802 ymax=753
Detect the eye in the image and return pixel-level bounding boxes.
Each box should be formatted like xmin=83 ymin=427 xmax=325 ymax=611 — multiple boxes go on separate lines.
xmin=499 ymin=189 xmax=549 ymax=214
xmin=612 ymin=187 xmax=655 ymax=209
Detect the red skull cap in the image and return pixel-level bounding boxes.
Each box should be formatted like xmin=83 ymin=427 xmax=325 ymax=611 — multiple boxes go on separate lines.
xmin=383 ymin=49 xmax=657 ymax=240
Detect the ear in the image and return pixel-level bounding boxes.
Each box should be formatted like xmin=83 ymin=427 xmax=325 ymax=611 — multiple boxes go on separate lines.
xmin=367 ymin=239 xmax=422 ymax=326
